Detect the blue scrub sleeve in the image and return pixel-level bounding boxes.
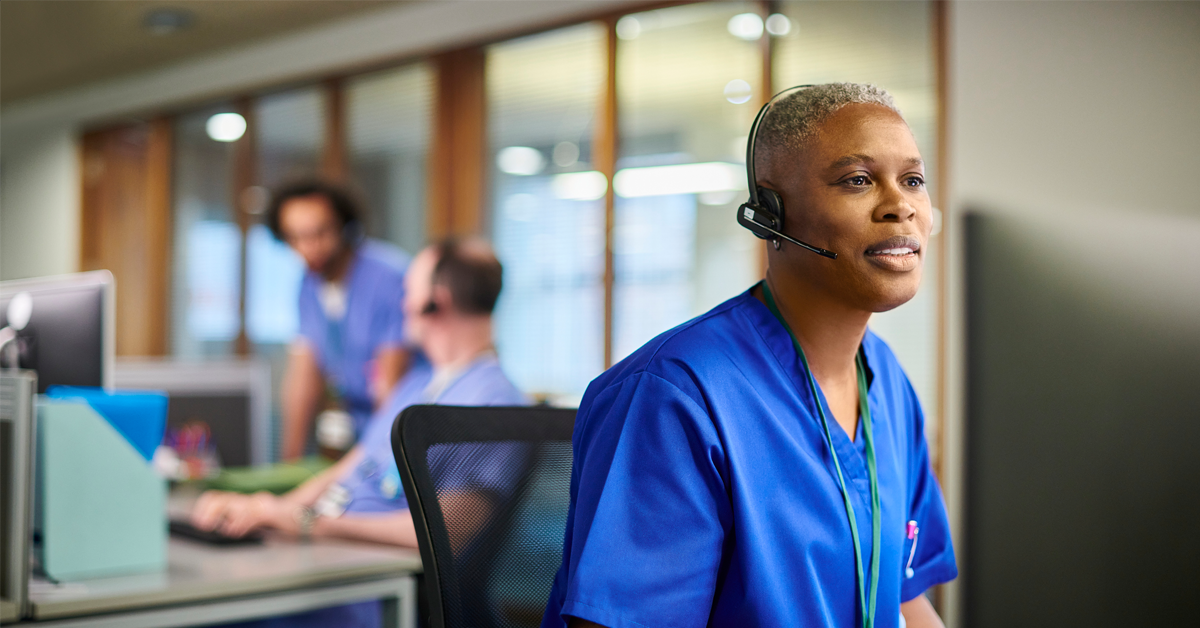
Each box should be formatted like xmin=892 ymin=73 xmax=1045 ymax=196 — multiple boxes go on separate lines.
xmin=559 ymin=373 xmax=731 ymax=628
xmin=900 ymin=384 xmax=958 ymax=602
xmin=377 ymin=273 xmax=407 ymax=348
xmin=295 ymin=278 xmax=324 ymax=361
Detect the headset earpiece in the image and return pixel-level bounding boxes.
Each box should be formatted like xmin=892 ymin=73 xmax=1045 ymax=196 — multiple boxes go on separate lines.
xmin=737 ymin=189 xmax=785 ymax=249
xmin=421 ymin=301 xmax=438 ymax=315
xmin=736 ymin=85 xmax=838 ymax=260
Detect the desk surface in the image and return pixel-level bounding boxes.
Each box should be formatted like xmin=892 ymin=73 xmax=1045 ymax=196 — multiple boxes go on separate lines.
xmin=1 ymin=598 xmax=18 ymax=622
xmin=28 ymin=536 xmax=422 ymax=620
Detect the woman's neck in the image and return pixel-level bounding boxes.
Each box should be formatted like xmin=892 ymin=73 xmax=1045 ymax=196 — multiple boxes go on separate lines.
xmin=760 ymin=269 xmax=870 ymax=384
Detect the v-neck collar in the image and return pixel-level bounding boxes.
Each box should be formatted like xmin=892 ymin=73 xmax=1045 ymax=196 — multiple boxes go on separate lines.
xmin=739 ymin=286 xmax=877 ymax=484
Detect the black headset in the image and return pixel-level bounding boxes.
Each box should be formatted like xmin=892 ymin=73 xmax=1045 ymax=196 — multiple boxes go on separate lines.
xmin=737 ymin=85 xmax=838 ymax=260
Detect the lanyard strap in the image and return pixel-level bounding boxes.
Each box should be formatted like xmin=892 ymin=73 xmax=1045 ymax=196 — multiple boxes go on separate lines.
xmin=762 ymin=282 xmax=881 ymax=628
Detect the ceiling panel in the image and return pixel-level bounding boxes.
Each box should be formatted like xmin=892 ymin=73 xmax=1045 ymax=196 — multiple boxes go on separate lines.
xmin=0 ymin=0 xmax=409 ymax=105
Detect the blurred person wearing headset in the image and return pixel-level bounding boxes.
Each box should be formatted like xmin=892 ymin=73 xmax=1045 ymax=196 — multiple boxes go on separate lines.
xmin=266 ymin=179 xmax=413 ymax=460
xmin=194 ymin=237 xmax=528 ymax=628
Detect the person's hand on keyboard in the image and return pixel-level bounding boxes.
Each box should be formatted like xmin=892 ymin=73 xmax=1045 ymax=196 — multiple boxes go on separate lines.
xmin=193 ymin=490 xmax=300 ymax=538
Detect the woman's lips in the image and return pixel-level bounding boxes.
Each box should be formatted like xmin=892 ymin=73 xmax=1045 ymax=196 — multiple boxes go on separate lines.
xmin=864 ymin=235 xmax=922 ymax=271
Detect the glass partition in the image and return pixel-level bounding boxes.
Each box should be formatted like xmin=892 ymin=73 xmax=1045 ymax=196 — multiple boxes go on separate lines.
xmin=613 ymin=2 xmax=765 ymax=362
xmin=774 ymin=0 xmax=940 ymax=435
xmin=487 ymin=23 xmax=607 ymax=403
xmin=245 ymin=87 xmax=325 ymax=348
xmin=347 ymin=63 xmax=433 ymax=255
xmin=171 ymin=106 xmax=241 ymax=358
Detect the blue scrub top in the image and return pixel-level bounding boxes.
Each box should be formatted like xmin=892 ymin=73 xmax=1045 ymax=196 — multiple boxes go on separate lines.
xmin=297 ymin=239 xmax=410 ymax=435
xmin=543 ymin=288 xmax=957 ymax=628
xmin=340 ymin=354 xmax=531 ymax=514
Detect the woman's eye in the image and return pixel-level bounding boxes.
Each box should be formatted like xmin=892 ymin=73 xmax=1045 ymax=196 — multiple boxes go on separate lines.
xmin=905 ymin=176 xmax=925 ymax=187
xmin=846 ymin=176 xmax=870 ymax=186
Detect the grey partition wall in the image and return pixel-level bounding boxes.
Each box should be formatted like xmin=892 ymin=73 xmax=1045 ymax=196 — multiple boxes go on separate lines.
xmin=964 ymin=209 xmax=1200 ymax=627
xmin=1 ymin=371 xmax=37 ymax=622
xmin=114 ymin=359 xmax=273 ymax=466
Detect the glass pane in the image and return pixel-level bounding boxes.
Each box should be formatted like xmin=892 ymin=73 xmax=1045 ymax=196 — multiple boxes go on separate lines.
xmin=774 ymin=1 xmax=940 ymax=439
xmin=613 ymin=3 xmax=765 ymax=362
xmin=255 ymin=86 xmax=324 ymax=188
xmin=245 ymin=224 xmax=304 ymax=344
xmin=347 ymin=63 xmax=433 ymax=256
xmin=488 ymin=24 xmax=606 ymax=403
xmin=171 ymin=106 xmax=241 ymax=358
xmin=247 ymin=87 xmax=323 ymax=349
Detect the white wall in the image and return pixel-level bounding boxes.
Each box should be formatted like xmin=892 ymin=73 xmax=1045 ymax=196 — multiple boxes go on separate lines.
xmin=0 ymin=128 xmax=80 ymax=280
xmin=942 ymin=1 xmax=1200 ymax=624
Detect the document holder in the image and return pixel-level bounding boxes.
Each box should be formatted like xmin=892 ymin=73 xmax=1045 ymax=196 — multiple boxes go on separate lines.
xmin=36 ymin=394 xmax=167 ymax=581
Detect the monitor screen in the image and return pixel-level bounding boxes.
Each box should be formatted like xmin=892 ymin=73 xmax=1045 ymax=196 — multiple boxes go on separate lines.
xmin=0 ymin=272 xmax=113 ymax=393
xmin=964 ymin=210 xmax=1200 ymax=626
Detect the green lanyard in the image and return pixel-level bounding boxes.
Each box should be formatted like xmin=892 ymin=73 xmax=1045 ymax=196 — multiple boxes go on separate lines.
xmin=762 ymin=281 xmax=881 ymax=628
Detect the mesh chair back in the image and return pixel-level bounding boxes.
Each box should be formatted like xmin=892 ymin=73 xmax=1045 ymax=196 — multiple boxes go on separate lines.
xmin=392 ymin=405 xmax=575 ymax=628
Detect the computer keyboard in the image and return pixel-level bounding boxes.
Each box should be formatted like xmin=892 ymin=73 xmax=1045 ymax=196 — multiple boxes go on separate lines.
xmin=168 ymin=519 xmax=265 ymax=546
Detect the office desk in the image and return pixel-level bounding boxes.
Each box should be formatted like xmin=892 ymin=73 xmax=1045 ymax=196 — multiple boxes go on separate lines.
xmin=2 ymin=599 xmax=18 ymax=622
xmin=17 ymin=536 xmax=421 ymax=627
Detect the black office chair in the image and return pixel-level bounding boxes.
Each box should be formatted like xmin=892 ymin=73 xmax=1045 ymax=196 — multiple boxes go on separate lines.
xmin=392 ymin=404 xmax=575 ymax=628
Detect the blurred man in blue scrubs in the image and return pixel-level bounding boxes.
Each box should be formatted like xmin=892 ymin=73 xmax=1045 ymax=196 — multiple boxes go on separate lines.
xmin=267 ymin=180 xmax=412 ymax=460
xmin=195 ymin=237 xmax=528 ymax=627
xmin=544 ymin=84 xmax=956 ymax=628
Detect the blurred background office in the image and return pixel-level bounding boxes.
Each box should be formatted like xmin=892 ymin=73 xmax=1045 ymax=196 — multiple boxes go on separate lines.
xmin=1 ymin=1 xmax=1198 ymax=626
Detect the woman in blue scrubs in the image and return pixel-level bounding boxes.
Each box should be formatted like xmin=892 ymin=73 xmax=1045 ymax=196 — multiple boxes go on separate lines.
xmin=543 ymin=83 xmax=956 ymax=628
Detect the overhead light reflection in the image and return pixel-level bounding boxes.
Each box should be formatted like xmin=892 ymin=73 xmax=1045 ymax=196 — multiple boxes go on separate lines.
xmin=497 ymin=146 xmax=546 ymax=176
xmin=614 ymin=162 xmax=745 ymax=198
xmin=766 ymin=13 xmax=792 ymax=36
xmin=724 ymin=79 xmax=753 ymax=104
xmin=616 ymin=16 xmax=642 ymax=40
xmin=727 ymin=13 xmax=764 ymax=41
xmin=553 ymin=171 xmax=608 ymax=201
xmin=206 ymin=113 xmax=247 ymax=142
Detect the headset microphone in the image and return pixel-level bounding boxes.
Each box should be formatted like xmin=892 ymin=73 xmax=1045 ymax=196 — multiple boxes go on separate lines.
xmin=737 ymin=85 xmax=838 ymax=260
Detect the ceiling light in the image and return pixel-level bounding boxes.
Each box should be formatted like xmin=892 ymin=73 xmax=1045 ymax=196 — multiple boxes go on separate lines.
xmin=553 ymin=141 xmax=580 ymax=167
xmin=724 ymin=79 xmax=753 ymax=105
xmin=143 ymin=8 xmax=195 ymax=36
xmin=497 ymin=147 xmax=546 ymax=176
xmin=206 ymin=113 xmax=246 ymax=142
xmin=727 ymin=13 xmax=764 ymax=41
xmin=766 ymin=14 xmax=792 ymax=37
xmin=616 ymin=16 xmax=642 ymax=40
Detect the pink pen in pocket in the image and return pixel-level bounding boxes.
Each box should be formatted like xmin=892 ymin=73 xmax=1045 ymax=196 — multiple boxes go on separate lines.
xmin=905 ymin=520 xmax=919 ymax=579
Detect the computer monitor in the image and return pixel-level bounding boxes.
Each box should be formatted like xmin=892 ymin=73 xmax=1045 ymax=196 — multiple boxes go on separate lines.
xmin=0 ymin=271 xmax=114 ymax=393
xmin=964 ymin=209 xmax=1200 ymax=627
xmin=114 ymin=359 xmax=273 ymax=466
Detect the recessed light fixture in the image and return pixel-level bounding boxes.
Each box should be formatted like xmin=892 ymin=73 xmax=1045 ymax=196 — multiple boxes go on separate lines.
xmin=143 ymin=7 xmax=195 ymax=36
xmin=206 ymin=113 xmax=247 ymax=142
xmin=727 ymin=13 xmax=764 ymax=41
